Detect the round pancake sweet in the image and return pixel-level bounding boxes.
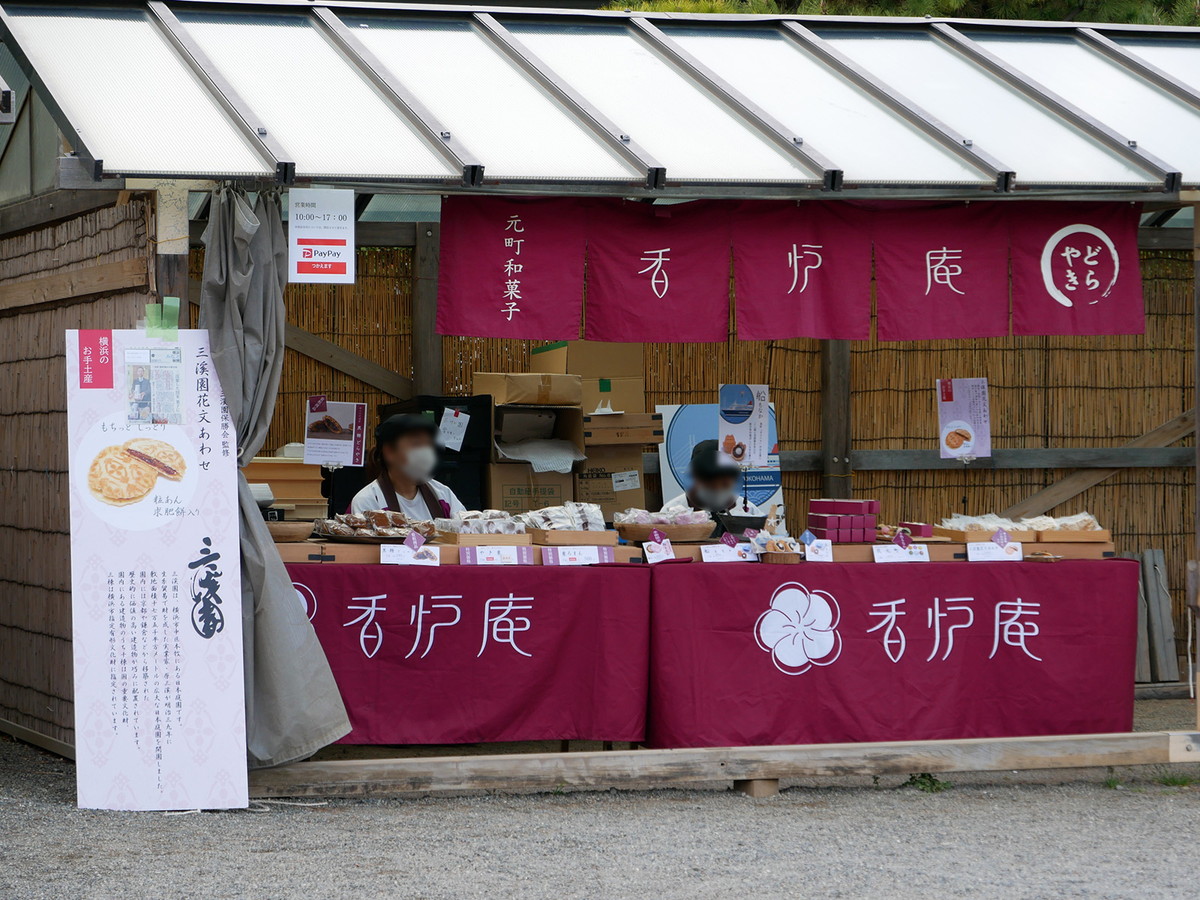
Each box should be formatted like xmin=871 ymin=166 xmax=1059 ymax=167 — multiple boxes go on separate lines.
xmin=123 ymin=438 xmax=186 ymax=481
xmin=88 ymin=445 xmax=158 ymax=506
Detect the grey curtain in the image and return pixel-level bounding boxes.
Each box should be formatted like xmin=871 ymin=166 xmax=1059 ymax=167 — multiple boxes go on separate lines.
xmin=199 ymin=186 xmax=350 ymax=768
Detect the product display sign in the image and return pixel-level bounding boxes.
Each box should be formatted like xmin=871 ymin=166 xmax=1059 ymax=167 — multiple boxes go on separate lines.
xmin=66 ymin=329 xmax=246 ymax=811
xmin=718 ymin=384 xmax=771 ymax=467
xmin=658 ymin=403 xmax=784 ymax=516
xmin=303 ymin=395 xmax=367 ymax=467
xmin=967 ymin=541 xmax=1025 ymax=562
xmin=937 ymin=377 xmax=991 ymax=460
xmin=288 ymin=187 xmax=355 ymax=284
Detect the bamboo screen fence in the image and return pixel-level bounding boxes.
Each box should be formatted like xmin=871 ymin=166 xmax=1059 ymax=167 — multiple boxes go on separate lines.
xmin=0 ymin=200 xmax=151 ymax=745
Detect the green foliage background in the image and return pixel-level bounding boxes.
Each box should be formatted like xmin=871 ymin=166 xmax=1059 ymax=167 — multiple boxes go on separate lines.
xmin=605 ymin=0 xmax=1200 ymax=25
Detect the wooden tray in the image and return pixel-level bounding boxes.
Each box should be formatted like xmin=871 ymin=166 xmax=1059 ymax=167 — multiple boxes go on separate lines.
xmin=933 ymin=526 xmax=1038 ymax=543
xmin=433 ymin=532 xmax=533 ymax=546
xmin=615 ymin=522 xmax=715 ymax=544
xmin=528 ymin=529 xmax=620 ymax=546
xmin=1035 ymin=529 xmax=1112 ymax=543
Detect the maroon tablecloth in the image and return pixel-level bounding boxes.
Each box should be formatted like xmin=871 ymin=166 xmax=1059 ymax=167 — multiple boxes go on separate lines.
xmin=287 ymin=563 xmax=651 ymax=744
xmin=647 ymin=560 xmax=1139 ymax=749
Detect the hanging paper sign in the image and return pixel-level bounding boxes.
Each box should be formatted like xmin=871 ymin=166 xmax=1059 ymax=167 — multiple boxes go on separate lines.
xmin=718 ymin=384 xmax=771 ymax=467
xmin=439 ymin=407 xmax=470 ymax=453
xmin=65 ymin=329 xmax=246 ymax=811
xmin=733 ymin=201 xmax=872 ymax=340
xmin=303 ymin=396 xmax=367 ymax=468
xmin=936 ymin=377 xmax=991 ymax=460
xmin=437 ymin=196 xmax=585 ymax=339
xmin=585 ymin=200 xmax=731 ymax=343
xmin=1010 ymin=202 xmax=1143 ymax=336
xmin=288 ymin=187 xmax=355 ymax=284
xmin=875 ymin=204 xmax=1010 ymax=341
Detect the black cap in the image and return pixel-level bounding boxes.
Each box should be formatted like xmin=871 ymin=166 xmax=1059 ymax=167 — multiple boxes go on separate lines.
xmin=375 ymin=413 xmax=437 ymax=445
xmin=691 ymin=439 xmax=738 ymax=481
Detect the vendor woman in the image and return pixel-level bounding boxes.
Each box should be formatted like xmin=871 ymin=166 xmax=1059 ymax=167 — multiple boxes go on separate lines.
xmin=351 ymin=414 xmax=467 ymax=519
xmin=663 ymin=439 xmax=763 ymax=516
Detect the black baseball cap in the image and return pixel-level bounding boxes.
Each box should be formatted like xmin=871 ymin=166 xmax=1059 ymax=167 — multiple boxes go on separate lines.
xmin=375 ymin=413 xmax=438 ymax=444
xmin=691 ymin=439 xmax=739 ymax=480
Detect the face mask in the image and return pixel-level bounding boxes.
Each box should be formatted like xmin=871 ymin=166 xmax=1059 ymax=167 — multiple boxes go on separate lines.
xmin=693 ymin=485 xmax=735 ymax=510
xmin=400 ymin=445 xmax=438 ymax=482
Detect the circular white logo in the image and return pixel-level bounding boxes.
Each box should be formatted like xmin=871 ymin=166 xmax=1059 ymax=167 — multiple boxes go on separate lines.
xmin=1040 ymin=223 xmax=1119 ymax=309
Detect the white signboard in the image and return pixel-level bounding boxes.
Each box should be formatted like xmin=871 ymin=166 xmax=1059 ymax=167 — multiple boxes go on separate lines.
xmin=872 ymin=544 xmax=931 ymax=563
xmin=967 ymin=541 xmax=1025 ymax=562
xmin=303 ymin=395 xmax=367 ymax=467
xmin=288 ymin=187 xmax=355 ymax=284
xmin=66 ymin=329 xmax=246 ymax=811
xmin=806 ymin=539 xmax=834 ymax=562
xmin=380 ymin=543 xmax=441 ymax=566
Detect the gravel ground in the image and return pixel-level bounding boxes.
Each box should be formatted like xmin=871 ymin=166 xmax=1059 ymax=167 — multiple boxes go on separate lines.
xmin=4 ymin=702 xmax=1200 ymax=900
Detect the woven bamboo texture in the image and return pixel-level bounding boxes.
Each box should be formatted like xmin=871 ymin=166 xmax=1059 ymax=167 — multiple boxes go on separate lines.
xmin=0 ymin=199 xmax=150 ymax=745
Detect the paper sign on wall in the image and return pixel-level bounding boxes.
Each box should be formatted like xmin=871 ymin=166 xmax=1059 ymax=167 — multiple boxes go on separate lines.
xmin=937 ymin=378 xmax=991 ymax=459
xmin=66 ymin=329 xmax=246 ymax=811
xmin=288 ymin=187 xmax=355 ymax=284
xmin=303 ymin=396 xmax=367 ymax=467
xmin=439 ymin=407 xmax=470 ymax=452
xmin=718 ymin=384 xmax=771 ymax=467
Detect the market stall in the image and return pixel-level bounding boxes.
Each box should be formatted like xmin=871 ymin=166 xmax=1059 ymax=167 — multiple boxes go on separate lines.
xmin=2 ymin=0 xmax=1199 ymax=807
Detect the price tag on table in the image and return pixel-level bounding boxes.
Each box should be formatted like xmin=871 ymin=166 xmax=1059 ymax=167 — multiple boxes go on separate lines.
xmin=542 ymin=546 xmax=616 ymax=566
xmin=439 ymin=407 xmax=470 ymax=452
xmin=700 ymin=542 xmax=756 ymax=562
xmin=380 ymin=543 xmax=441 ymax=566
xmin=459 ymin=545 xmax=534 ymax=566
xmin=806 ymin=539 xmax=834 ymax=562
xmin=967 ymin=541 xmax=1024 ymax=562
xmin=644 ymin=529 xmax=676 ymax=565
xmin=872 ymin=544 xmax=931 ymax=563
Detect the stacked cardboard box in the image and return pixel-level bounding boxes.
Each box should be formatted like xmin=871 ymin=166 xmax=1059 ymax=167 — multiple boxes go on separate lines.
xmin=530 ymin=341 xmax=644 ymax=415
xmin=806 ymin=498 xmax=881 ymax=543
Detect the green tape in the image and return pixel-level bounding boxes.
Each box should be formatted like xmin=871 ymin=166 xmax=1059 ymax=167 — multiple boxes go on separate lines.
xmin=599 ymin=378 xmax=611 ymax=393
xmin=144 ymin=302 xmax=162 ymax=339
xmin=531 ymin=340 xmax=568 ymax=355
xmin=160 ymin=296 xmax=180 ymax=341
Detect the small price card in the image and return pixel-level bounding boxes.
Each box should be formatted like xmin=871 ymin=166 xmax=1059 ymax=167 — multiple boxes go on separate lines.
xmin=542 ymin=546 xmax=613 ymax=566
xmin=700 ymin=542 xmax=756 ymax=562
xmin=439 ymin=407 xmax=470 ymax=452
xmin=380 ymin=543 xmax=441 ymax=567
xmin=967 ymin=541 xmax=1024 ymax=562
xmin=806 ymin=539 xmax=834 ymax=562
xmin=459 ymin=545 xmax=534 ymax=566
xmin=872 ymin=544 xmax=931 ymax=563
xmin=644 ymin=528 xmax=676 ymax=565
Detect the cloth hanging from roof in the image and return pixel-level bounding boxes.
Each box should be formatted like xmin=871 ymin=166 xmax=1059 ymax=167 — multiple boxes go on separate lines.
xmin=199 ymin=186 xmax=350 ymax=768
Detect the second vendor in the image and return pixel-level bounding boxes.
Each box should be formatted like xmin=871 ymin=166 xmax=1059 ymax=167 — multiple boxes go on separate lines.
xmin=351 ymin=414 xmax=467 ymax=519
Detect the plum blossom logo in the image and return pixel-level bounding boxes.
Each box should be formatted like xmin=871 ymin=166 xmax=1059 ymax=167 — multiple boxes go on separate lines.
xmin=755 ymin=582 xmax=842 ymax=675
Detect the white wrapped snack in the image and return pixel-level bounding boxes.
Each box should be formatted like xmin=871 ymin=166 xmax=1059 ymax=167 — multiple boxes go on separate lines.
xmin=614 ymin=508 xmax=654 ymax=525
xmin=1018 ymin=515 xmax=1057 ymax=532
xmin=434 ymin=517 xmax=462 ymax=533
xmin=1051 ymin=511 xmax=1102 ymax=531
xmin=566 ymin=502 xmax=606 ymax=531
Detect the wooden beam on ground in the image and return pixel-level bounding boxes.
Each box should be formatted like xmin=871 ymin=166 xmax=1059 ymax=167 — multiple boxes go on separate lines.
xmin=0 ymin=257 xmax=148 ymax=312
xmin=0 ymin=716 xmax=75 ymax=760
xmin=413 ymin=221 xmax=442 ymax=396
xmin=1001 ymin=409 xmax=1196 ymax=520
xmin=0 ymin=189 xmax=121 ymax=237
xmin=820 ymin=340 xmax=852 ymax=498
xmin=249 ymin=732 xmax=1191 ymax=798
xmin=187 ymin=289 xmax=413 ymax=398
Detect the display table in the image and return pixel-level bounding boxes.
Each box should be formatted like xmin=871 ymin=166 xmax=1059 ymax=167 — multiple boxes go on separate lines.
xmin=286 ymin=563 xmax=652 ymax=744
xmin=647 ymin=560 xmax=1139 ymax=749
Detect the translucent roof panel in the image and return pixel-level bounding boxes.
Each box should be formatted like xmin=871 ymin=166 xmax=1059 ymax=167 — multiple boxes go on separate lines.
xmin=972 ymin=33 xmax=1197 ymax=183
xmin=504 ymin=21 xmax=821 ymax=183
xmin=1111 ymin=36 xmax=1200 ymax=94
xmin=0 ymin=6 xmax=271 ymax=177
xmin=815 ymin=29 xmax=1162 ymax=185
xmin=342 ymin=15 xmax=640 ymax=182
xmin=662 ymin=25 xmax=993 ymax=185
xmin=175 ymin=11 xmax=458 ymax=180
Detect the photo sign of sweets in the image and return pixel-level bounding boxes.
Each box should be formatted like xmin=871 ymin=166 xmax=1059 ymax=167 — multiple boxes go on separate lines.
xmin=303 ymin=395 xmax=367 ymax=467
xmin=717 ymin=384 xmax=772 ymax=468
xmin=936 ymin=378 xmax=991 ymax=460
xmin=66 ymin=329 xmax=246 ymax=811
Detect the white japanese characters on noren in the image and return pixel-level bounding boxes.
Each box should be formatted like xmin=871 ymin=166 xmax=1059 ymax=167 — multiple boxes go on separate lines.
xmin=344 ymin=593 xmax=387 ymax=659
xmin=479 ymin=594 xmax=534 ymax=658
xmin=925 ymin=247 xmax=965 ymax=295
xmin=786 ymin=243 xmax=823 ymax=295
xmin=405 ymin=594 xmax=463 ymax=660
xmin=638 ymin=247 xmax=671 ymax=298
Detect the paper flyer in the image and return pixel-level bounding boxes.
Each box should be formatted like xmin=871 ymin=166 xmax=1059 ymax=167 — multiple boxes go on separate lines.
xmin=303 ymin=395 xmax=367 ymax=467
xmin=937 ymin=378 xmax=991 ymax=459
xmin=66 ymin=329 xmax=247 ymax=811
xmin=717 ymin=384 xmax=771 ymax=467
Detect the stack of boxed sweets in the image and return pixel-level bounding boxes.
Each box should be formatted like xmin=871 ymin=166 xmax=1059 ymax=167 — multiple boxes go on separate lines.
xmin=806 ymin=498 xmax=881 ymax=544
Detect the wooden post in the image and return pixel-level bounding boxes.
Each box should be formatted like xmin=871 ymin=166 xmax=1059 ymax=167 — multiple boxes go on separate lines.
xmin=733 ymin=778 xmax=780 ymax=798
xmin=820 ymin=340 xmax=852 ymax=498
xmin=413 ymin=222 xmax=443 ymax=396
xmin=1193 ymin=200 xmax=1200 ymax=727
xmin=152 ymin=183 xmax=191 ymax=326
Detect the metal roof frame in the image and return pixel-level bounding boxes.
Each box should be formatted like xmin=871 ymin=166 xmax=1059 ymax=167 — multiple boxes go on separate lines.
xmin=2 ymin=0 xmax=1198 ymax=196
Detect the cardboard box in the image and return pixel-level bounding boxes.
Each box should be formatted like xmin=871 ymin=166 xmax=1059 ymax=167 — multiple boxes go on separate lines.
xmin=582 ymin=413 xmax=663 ymax=446
xmin=582 ymin=376 xmax=645 ymax=415
xmin=574 ymin=445 xmax=645 ymax=520
xmin=492 ymin=404 xmax=586 ymax=463
xmin=488 ymin=462 xmax=574 ymax=513
xmin=530 ymin=340 xmax=642 ymax=379
xmin=473 ymin=372 xmax=582 ymax=406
